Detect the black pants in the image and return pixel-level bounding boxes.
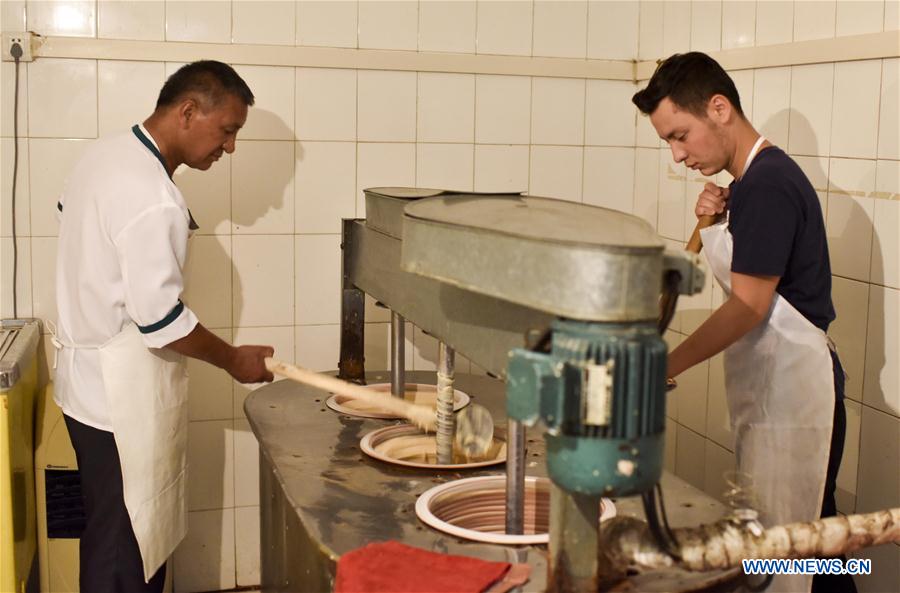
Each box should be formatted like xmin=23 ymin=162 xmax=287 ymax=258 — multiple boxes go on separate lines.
xmin=64 ymin=415 xmax=166 ymax=593
xmin=811 ymin=351 xmax=857 ymax=593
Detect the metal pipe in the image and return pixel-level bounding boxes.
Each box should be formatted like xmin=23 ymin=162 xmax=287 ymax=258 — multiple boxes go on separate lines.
xmin=390 ymin=311 xmax=405 ymax=397
xmin=548 ymin=483 xmax=600 ymax=593
xmin=435 ymin=342 xmax=455 ymax=464
xmin=505 ymin=419 xmax=526 ymax=534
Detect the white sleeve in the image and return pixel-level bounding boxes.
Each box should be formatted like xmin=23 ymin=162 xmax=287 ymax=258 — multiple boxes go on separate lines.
xmin=114 ymin=204 xmax=199 ymax=348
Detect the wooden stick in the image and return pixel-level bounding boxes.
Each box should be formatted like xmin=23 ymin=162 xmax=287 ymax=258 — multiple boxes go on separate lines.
xmin=686 ymin=214 xmax=718 ymax=254
xmin=265 ymin=358 xmax=437 ymax=431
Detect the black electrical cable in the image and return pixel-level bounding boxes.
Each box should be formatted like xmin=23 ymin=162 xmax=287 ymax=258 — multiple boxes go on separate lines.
xmin=10 ymin=42 xmax=23 ymax=318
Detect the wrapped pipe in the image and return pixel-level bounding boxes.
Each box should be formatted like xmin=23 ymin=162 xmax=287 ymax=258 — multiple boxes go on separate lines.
xmin=435 ymin=342 xmax=455 ymax=464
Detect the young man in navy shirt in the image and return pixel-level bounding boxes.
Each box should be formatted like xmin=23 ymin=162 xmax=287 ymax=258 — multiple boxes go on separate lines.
xmin=633 ymin=53 xmax=854 ymax=593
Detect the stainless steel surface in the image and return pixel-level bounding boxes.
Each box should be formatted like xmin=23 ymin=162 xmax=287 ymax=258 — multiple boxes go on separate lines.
xmin=506 ymin=419 xmax=527 ymax=535
xmin=390 ymin=311 xmax=405 ymax=397
xmin=435 ymin=343 xmax=455 ymax=464
xmin=344 ymin=219 xmax=555 ymax=378
xmin=0 ymin=319 xmax=40 ymax=391
xmin=402 ymin=195 xmax=666 ymax=322
xmin=365 ymin=187 xmax=448 ymax=239
xmin=246 ymin=370 xmax=735 ymax=592
xmin=549 ymin=483 xmax=600 ymax=593
xmin=663 ymin=250 xmax=707 ymax=296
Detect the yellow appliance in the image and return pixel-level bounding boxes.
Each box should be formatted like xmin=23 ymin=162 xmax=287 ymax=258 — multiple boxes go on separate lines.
xmin=0 ymin=319 xmax=40 ymax=593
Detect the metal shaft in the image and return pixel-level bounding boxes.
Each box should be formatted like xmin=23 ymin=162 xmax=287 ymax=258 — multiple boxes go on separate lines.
xmin=548 ymin=482 xmax=600 ymax=593
xmin=390 ymin=311 xmax=405 ymax=397
xmin=505 ymin=419 xmax=526 ymax=534
xmin=435 ymin=342 xmax=455 ymax=464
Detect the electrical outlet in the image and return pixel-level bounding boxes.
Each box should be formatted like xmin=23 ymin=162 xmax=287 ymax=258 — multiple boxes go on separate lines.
xmin=2 ymin=32 xmax=35 ymax=62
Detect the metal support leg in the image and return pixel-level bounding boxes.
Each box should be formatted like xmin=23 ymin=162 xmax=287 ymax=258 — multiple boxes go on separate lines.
xmin=505 ymin=419 xmax=526 ymax=534
xmin=435 ymin=342 xmax=455 ymax=464
xmin=390 ymin=312 xmax=406 ymax=397
xmin=548 ymin=482 xmax=600 ymax=593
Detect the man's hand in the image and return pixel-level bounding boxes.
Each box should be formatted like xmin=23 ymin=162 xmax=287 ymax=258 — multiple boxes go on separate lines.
xmin=696 ymin=182 xmax=730 ymax=217
xmin=227 ymin=345 xmax=275 ymax=384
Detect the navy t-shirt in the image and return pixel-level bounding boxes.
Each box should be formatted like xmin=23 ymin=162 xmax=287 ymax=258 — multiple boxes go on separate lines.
xmin=727 ymin=146 xmax=835 ymax=333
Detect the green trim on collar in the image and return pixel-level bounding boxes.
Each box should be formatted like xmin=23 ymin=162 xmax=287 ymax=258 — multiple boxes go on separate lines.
xmin=132 ymin=124 xmax=171 ymax=179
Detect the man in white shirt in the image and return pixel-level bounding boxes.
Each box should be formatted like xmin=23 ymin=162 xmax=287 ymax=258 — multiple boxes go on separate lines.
xmin=55 ymin=61 xmax=274 ymax=593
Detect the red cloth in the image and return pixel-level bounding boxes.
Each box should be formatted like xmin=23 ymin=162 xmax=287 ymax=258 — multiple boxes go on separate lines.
xmin=334 ymin=541 xmax=512 ymax=593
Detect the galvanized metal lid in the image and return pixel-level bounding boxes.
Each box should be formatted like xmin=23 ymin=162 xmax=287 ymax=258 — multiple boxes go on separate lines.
xmin=401 ymin=195 xmax=665 ymax=322
xmin=0 ymin=319 xmax=41 ymax=390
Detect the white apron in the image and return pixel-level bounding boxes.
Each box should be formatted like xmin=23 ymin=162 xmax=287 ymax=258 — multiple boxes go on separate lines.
xmin=52 ymin=320 xmax=189 ymax=583
xmin=699 ymin=137 xmax=834 ymax=593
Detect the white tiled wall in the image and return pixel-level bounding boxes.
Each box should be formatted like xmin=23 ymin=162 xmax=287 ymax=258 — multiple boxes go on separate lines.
xmin=1 ymin=2 xmax=897 ymax=592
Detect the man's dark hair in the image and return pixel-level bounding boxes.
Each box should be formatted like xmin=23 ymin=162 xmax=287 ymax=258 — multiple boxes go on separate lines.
xmin=632 ymin=52 xmax=743 ymax=118
xmin=156 ymin=60 xmax=254 ymax=111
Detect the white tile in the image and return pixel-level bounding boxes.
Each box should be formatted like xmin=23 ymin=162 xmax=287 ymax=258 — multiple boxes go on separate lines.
xmin=836 ymin=398 xmax=862 ymax=500
xmin=582 ymin=147 xmax=634 ymax=213
xmin=473 ymin=144 xmax=529 ymax=193
xmin=417 ymin=73 xmax=475 ymax=143
xmin=826 ymin=158 xmax=876 ymax=281
xmin=358 ymin=0 xmax=418 ymax=51
xmin=411 ymin=324 xmax=438 ymax=371
xmin=878 ymin=59 xmax=899 ymax=160
xmin=416 ymin=144 xmax=474 ymax=191
xmin=638 ymin=1 xmax=664 ymax=59
xmin=835 ymin=0 xmax=884 ymax=36
xmin=30 ymin=236 xmax=56 ymax=322
xmin=174 ymin=155 xmax=232 ymax=236
xmin=721 ymin=0 xmax=755 ymax=49
xmin=755 ymin=0 xmax=793 ymax=46
xmin=184 ymin=234 xmax=232 ymax=330
xmin=705 ymin=352 xmax=733 ymax=450
xmin=533 ymin=1 xmax=587 ymax=58
xmin=728 ymin=69 xmax=755 ymax=121
xmin=295 ymin=141 xmax=356 ymax=234
xmin=28 ymin=139 xmax=91 ymax=237
xmin=295 ymin=324 xmax=340 ymax=371
xmin=664 ymin=417 xmax=677 ymax=472
xmin=529 ymin=146 xmax=583 ymax=202
xmin=788 ymin=63 xmax=834 ymax=156
xmin=165 ymin=0 xmax=230 ymax=43
xmin=296 ymin=0 xmax=358 ymax=48
xmin=887 ymin=0 xmax=900 ymax=30
xmin=231 ymin=141 xmax=294 ymax=234
xmin=187 ymin=420 xmax=234 ymax=510
xmin=232 ymin=235 xmax=294 ymax=327
xmin=753 ymin=67 xmax=791 ymax=149
xmin=187 ymin=328 xmax=234 ymax=421
xmin=675 ymin=355 xmax=709 ymax=435
xmin=703 ymin=440 xmax=736 ymax=503
xmin=657 ymin=150 xmax=687 ymax=241
xmin=863 ymin=286 xmax=900 ymax=417
xmin=28 ymin=58 xmax=97 ymax=139
xmin=531 ymin=77 xmax=585 ymax=146
xmin=690 ymin=0 xmax=722 ymax=52
xmin=0 ymin=138 xmax=29 ymax=237
xmin=234 ymin=506 xmax=261 ymax=587
xmin=793 ymin=0 xmax=837 ymax=41
xmin=662 ymin=0 xmax=692 ymax=56
xmin=831 ymin=60 xmax=882 ymax=159
xmin=98 ymin=0 xmax=165 ymax=41
xmin=233 ymin=66 xmax=295 ymax=141
xmin=174 ymin=509 xmax=236 ymax=593
xmin=233 ymin=419 xmax=260 ymax=507
xmin=853 ymin=542 xmax=900 ymax=593
xmin=232 ymin=0 xmax=294 ymax=45
xmin=296 ymin=234 xmax=341 ymax=325
xmin=635 ymin=109 xmax=661 ymax=148
xmin=794 ymin=155 xmax=830 ymax=216
xmin=587 ymin=0 xmax=639 ymax=59
xmin=232 ymin=325 xmax=294 ymax=417
xmin=27 ymin=0 xmax=95 ymax=37
xmin=831 ymin=277 xmax=870 ymax=401
xmin=357 ymin=70 xmax=417 ymax=142
xmin=678 ymin=253 xmax=714 ymax=334
xmin=870 ymin=193 xmax=900 ymax=289
xmin=474 ymin=75 xmax=531 ymax=145
xmin=633 ymin=147 xmax=660 ymax=230
xmin=0 ymin=237 xmax=31 ymax=318
xmin=365 ymin=293 xmax=391 ymax=324
xmin=97 ymin=60 xmax=164 ymax=138
xmin=856 ymin=405 xmax=900 ymax=512
xmin=364 ymin=322 xmax=390 ymax=371
xmin=674 ymin=423 xmax=706 ymax=491
xmin=2 ymin=0 xmax=25 ymax=30
xmin=585 ymin=80 xmax=636 ymax=147
xmin=419 ymin=0 xmax=475 ymax=53
xmin=1 ymin=62 xmax=27 ymax=138
xmin=476 ymin=0 xmax=533 ymax=56
xmin=355 ymin=143 xmax=416 ymax=215
xmin=296 ymin=68 xmax=356 ymax=142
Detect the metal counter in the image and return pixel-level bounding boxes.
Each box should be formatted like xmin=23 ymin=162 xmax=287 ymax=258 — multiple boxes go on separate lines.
xmin=246 ymin=371 xmax=731 ymax=593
